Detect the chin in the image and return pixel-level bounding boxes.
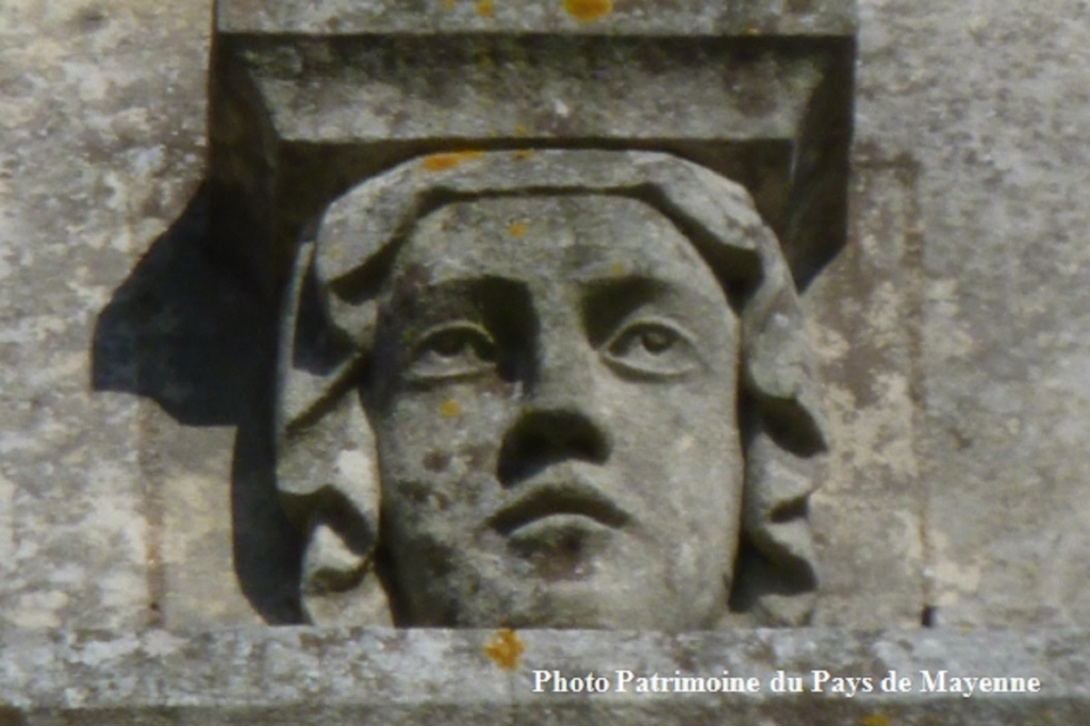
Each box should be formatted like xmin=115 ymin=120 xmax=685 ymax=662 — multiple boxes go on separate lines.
xmin=502 ymin=578 xmax=725 ymax=631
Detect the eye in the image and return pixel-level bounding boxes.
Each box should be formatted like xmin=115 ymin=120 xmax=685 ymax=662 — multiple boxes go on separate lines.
xmin=407 ymin=322 xmax=498 ymax=382
xmin=602 ymin=318 xmax=700 ymax=379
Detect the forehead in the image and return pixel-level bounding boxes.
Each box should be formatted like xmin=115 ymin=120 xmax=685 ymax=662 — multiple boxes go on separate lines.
xmin=394 ymin=195 xmax=720 ymax=291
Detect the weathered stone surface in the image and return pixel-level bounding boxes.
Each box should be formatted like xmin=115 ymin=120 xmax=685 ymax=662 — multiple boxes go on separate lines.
xmin=854 ymin=0 xmax=1090 ymax=628
xmin=216 ymin=0 xmax=856 ymax=36
xmin=209 ymin=0 xmax=854 ymax=294
xmin=805 ymin=164 xmax=926 ymax=628
xmin=0 ymin=2 xmax=211 ymax=632
xmin=0 ymin=628 xmax=1085 ymax=725
xmin=4 ymin=9 xmax=1090 ymax=727
xmin=3 ymin=0 xmax=1090 ymax=723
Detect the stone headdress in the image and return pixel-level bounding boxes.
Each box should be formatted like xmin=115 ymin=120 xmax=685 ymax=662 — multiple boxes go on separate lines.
xmin=276 ymin=149 xmax=826 ymax=627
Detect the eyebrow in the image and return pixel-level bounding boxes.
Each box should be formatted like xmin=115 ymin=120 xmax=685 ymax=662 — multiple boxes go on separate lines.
xmin=397 ymin=274 xmax=530 ymax=301
xmin=385 ymin=274 xmax=534 ymax=329
xmin=579 ymin=275 xmax=676 ymax=346
xmin=579 ymin=274 xmax=670 ymax=304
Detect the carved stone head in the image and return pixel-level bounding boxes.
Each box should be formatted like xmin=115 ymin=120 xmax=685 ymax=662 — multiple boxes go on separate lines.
xmin=276 ymin=150 xmax=826 ymax=629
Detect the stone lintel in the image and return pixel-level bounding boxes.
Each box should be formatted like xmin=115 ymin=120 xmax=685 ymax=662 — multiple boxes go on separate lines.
xmin=208 ymin=0 xmax=855 ymax=294
xmin=216 ymin=0 xmax=857 ymax=38
xmin=0 ymin=628 xmax=1080 ymax=724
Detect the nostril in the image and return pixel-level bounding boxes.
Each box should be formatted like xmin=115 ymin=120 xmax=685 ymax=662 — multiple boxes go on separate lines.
xmin=497 ymin=410 xmax=610 ymax=486
xmin=497 ymin=429 xmax=546 ymax=484
xmin=568 ymin=430 xmax=607 ymax=463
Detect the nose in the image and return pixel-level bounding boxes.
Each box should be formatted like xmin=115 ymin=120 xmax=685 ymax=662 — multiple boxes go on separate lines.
xmin=497 ymin=409 xmax=611 ymax=485
xmin=496 ymin=333 xmax=612 ymax=486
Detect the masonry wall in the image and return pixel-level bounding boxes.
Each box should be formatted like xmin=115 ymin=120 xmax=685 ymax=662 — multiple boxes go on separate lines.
xmin=2 ymin=0 xmax=1089 ymax=635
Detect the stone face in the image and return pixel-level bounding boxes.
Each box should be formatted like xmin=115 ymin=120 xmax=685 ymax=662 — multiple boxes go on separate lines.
xmin=372 ymin=194 xmax=743 ymax=629
xmin=277 ymin=150 xmax=826 ymax=629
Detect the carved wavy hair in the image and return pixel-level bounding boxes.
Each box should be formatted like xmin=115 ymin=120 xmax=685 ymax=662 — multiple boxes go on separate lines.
xmin=276 ymin=149 xmax=827 ymax=627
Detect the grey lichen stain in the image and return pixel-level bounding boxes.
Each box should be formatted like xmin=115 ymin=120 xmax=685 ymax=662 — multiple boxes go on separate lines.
xmin=423 ymin=450 xmax=452 ymax=472
xmin=461 ymin=443 xmax=492 ymax=470
xmin=75 ymin=6 xmax=108 ymax=32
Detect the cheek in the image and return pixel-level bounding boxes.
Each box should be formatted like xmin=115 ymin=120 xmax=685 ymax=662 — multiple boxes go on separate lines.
xmin=372 ymin=385 xmax=514 ymax=497
xmin=663 ymin=421 xmax=743 ymax=516
xmin=611 ymin=374 xmax=737 ymax=452
xmin=610 ymin=383 xmax=742 ymax=522
xmin=656 ymin=414 xmax=744 ymax=582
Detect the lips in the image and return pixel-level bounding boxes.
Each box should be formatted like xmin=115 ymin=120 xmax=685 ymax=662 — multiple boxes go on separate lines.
xmin=488 ymin=479 xmax=631 ymax=535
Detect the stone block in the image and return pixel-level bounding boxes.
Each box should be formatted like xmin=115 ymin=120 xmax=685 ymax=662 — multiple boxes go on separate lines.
xmin=0 ymin=628 xmax=1084 ymax=724
xmin=208 ymin=0 xmax=855 ymax=293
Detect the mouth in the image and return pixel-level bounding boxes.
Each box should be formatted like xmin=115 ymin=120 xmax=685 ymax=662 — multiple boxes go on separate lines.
xmin=488 ymin=481 xmax=631 ymax=536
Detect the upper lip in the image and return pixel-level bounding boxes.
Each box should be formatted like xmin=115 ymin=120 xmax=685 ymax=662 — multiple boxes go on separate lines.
xmin=487 ymin=478 xmax=631 ymax=535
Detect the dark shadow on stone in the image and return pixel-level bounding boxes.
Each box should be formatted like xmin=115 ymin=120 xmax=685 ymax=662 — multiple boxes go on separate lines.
xmin=0 ymin=704 xmax=26 ymax=726
xmin=91 ymin=184 xmax=302 ymax=624
xmin=93 ymin=185 xmax=266 ymax=425
xmin=231 ymin=383 xmax=304 ymax=624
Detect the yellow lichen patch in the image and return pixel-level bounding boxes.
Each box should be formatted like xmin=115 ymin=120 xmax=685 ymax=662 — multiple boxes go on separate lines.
xmin=743 ymin=26 xmax=761 ymax=36
xmin=513 ymin=123 xmax=529 ymax=136
xmin=610 ymin=261 xmax=626 ymax=275
xmin=421 ymin=150 xmax=484 ymax=173
xmin=507 ymin=222 xmax=528 ymax=238
xmin=562 ymin=0 xmax=612 ymax=23
xmin=512 ymin=149 xmax=536 ymax=161
xmin=861 ymin=714 xmax=891 ymax=727
xmin=484 ymin=628 xmax=525 ymax=670
xmin=475 ymin=0 xmax=495 ymax=17
xmin=439 ymin=398 xmax=462 ymax=418
xmin=442 ymin=0 xmax=456 ymax=9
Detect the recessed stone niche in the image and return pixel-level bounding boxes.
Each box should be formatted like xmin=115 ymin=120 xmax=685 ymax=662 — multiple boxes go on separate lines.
xmin=199 ymin=0 xmax=904 ymax=635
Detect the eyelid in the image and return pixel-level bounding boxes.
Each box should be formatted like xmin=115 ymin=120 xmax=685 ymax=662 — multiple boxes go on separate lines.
xmin=600 ymin=315 xmax=703 ymax=380
xmin=410 ymin=321 xmax=494 ymax=353
xmin=609 ymin=315 xmax=699 ymax=348
xmin=405 ymin=321 xmax=497 ymax=382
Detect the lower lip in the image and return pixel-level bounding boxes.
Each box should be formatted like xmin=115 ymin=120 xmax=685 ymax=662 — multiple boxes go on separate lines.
xmin=506 ymin=513 xmax=615 ymax=544
xmin=505 ymin=514 xmax=616 ymax=579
